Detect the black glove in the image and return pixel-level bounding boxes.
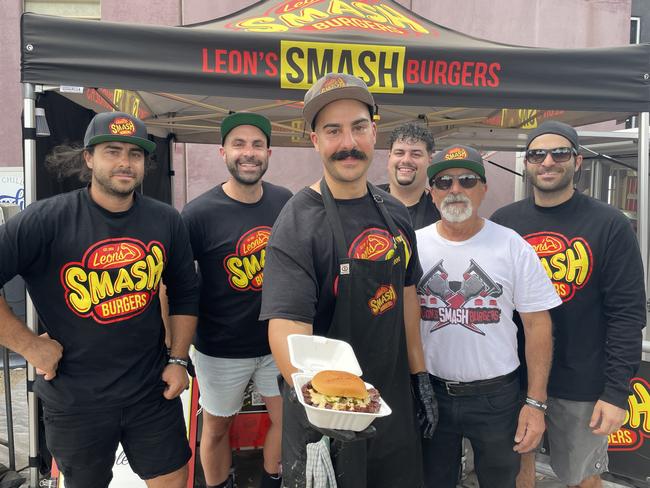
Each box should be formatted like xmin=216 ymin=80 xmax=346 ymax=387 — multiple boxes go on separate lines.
xmin=285 ymin=378 xmax=377 ymax=442
xmin=411 ymin=372 xmax=438 ymax=439
xmin=312 ymin=424 xmax=377 ymax=443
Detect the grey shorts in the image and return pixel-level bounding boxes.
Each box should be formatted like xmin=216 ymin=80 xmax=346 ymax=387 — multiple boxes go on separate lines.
xmin=193 ymin=350 xmax=281 ymax=417
xmin=546 ymin=397 xmax=608 ymax=485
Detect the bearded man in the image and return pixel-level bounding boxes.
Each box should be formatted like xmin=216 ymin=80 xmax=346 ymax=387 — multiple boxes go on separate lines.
xmin=415 ymin=144 xmax=560 ymax=488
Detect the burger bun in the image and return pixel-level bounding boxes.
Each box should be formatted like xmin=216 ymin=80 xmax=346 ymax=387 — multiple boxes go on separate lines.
xmin=312 ymin=370 xmax=369 ymax=400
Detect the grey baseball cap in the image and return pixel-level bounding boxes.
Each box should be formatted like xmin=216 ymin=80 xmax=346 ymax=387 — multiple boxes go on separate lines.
xmin=84 ymin=111 xmax=156 ymax=154
xmin=303 ymin=73 xmax=375 ymax=130
xmin=526 ymin=120 xmax=579 ymax=150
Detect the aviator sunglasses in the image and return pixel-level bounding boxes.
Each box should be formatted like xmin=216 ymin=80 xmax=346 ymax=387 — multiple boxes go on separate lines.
xmin=431 ymin=174 xmax=482 ymax=191
xmin=525 ymin=147 xmax=577 ymax=164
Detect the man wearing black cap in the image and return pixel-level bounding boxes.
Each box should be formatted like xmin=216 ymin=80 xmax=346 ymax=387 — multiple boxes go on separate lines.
xmin=378 ymin=122 xmax=441 ymax=230
xmin=182 ymin=112 xmax=291 ymax=488
xmin=417 ymin=144 xmax=560 ymax=487
xmin=492 ymin=121 xmax=646 ymax=488
xmin=260 ymin=73 xmax=437 ymax=488
xmin=0 ymin=112 xmax=199 ymax=488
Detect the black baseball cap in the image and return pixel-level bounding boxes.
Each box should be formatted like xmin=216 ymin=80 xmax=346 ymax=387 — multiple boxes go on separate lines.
xmin=526 ymin=120 xmax=579 ymax=150
xmin=427 ymin=145 xmax=486 ymax=183
xmin=84 ymin=111 xmax=155 ymax=154
xmin=221 ymin=112 xmax=272 ymax=146
xmin=303 ymin=73 xmax=375 ymax=130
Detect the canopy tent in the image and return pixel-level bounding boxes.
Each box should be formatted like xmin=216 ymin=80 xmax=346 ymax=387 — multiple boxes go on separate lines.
xmin=17 ymin=1 xmax=650 ymax=486
xmin=20 ymin=0 xmax=650 ymax=148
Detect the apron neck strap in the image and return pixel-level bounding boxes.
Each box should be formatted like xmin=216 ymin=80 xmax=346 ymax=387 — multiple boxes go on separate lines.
xmin=320 ymin=178 xmax=350 ymax=259
xmin=320 ymin=179 xmax=404 ymax=262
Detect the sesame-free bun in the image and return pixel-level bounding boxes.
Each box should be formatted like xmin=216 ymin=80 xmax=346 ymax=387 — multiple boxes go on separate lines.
xmin=311 ymin=370 xmax=369 ymax=400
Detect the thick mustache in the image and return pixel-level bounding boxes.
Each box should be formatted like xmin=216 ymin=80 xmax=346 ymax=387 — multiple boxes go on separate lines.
xmin=331 ymin=149 xmax=368 ymax=161
xmin=111 ymin=170 xmax=135 ymax=176
xmin=442 ymin=194 xmax=470 ymax=205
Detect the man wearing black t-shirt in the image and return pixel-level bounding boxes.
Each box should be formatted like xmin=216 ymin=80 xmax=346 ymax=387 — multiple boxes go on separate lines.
xmin=491 ymin=121 xmax=646 ymax=488
xmin=378 ymin=122 xmax=440 ymax=230
xmin=260 ymin=73 xmax=437 ymax=488
xmin=0 ymin=112 xmax=199 ymax=488
xmin=182 ymin=113 xmax=291 ymax=488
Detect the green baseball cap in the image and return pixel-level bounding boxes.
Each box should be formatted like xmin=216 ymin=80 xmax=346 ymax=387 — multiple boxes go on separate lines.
xmin=84 ymin=111 xmax=156 ymax=154
xmin=221 ymin=112 xmax=272 ymax=146
xmin=427 ymin=144 xmax=486 ymax=184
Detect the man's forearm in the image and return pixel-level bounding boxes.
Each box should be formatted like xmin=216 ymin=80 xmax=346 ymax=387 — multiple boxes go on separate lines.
xmin=520 ymin=310 xmax=553 ymax=401
xmin=167 ymin=314 xmax=198 ymax=358
xmin=0 ymin=296 xmax=39 ymax=358
xmin=269 ymin=318 xmax=312 ymax=385
xmin=403 ymin=286 xmax=426 ymax=373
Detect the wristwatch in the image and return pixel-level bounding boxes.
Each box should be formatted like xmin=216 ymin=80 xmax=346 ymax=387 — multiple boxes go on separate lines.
xmin=525 ymin=396 xmax=548 ymax=413
xmin=167 ymin=356 xmax=189 ymax=368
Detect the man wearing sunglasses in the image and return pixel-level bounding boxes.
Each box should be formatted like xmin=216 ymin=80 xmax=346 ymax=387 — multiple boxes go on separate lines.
xmin=416 ymin=144 xmax=560 ymax=488
xmin=378 ymin=122 xmax=441 ymax=230
xmin=492 ymin=121 xmax=646 ymax=488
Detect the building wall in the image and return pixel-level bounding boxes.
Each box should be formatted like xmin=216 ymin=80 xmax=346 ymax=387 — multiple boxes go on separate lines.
xmin=1 ymin=0 xmax=633 ymax=215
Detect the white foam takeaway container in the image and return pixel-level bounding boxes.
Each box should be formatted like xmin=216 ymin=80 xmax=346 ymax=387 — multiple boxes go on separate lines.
xmin=288 ymin=334 xmax=391 ymax=432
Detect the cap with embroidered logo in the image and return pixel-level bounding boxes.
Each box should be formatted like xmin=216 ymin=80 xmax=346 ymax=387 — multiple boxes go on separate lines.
xmin=84 ymin=111 xmax=156 ymax=154
xmin=427 ymin=145 xmax=486 ymax=183
xmin=303 ymin=73 xmax=375 ymax=130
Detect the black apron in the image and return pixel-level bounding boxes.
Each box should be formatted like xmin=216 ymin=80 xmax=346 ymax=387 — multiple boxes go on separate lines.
xmin=280 ymin=180 xmax=422 ymax=488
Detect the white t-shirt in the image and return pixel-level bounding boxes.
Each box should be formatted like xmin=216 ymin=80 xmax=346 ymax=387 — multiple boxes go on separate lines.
xmin=416 ymin=219 xmax=561 ymax=382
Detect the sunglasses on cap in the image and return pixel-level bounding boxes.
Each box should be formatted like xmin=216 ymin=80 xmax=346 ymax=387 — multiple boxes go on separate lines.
xmin=525 ymin=147 xmax=577 ymax=164
xmin=431 ymin=174 xmax=482 ymax=191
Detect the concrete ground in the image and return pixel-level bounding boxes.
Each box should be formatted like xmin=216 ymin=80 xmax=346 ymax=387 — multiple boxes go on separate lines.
xmin=0 ymin=367 xmax=642 ymax=488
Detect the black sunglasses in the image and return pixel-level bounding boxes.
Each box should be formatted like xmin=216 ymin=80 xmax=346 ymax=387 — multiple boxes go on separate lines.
xmin=431 ymin=174 xmax=482 ymax=191
xmin=525 ymin=147 xmax=577 ymax=164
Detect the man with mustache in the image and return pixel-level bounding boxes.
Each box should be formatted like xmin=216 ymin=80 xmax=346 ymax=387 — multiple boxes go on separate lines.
xmin=0 ymin=112 xmax=199 ymax=488
xmin=416 ymin=144 xmax=560 ymax=487
xmin=181 ymin=113 xmax=291 ymax=488
xmin=260 ymin=73 xmax=437 ymax=487
xmin=378 ymin=122 xmax=440 ymax=230
xmin=491 ymin=121 xmax=646 ymax=488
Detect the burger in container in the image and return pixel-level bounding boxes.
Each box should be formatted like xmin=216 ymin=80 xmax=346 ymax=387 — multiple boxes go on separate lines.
xmin=288 ymin=334 xmax=391 ymax=432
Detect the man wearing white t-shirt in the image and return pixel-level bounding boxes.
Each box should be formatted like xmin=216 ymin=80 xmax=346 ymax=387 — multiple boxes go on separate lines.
xmin=416 ymin=145 xmax=561 ymax=488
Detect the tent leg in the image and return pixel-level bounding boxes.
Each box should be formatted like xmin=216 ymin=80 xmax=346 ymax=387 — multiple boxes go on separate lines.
xmin=22 ymin=82 xmax=40 ymax=488
xmin=637 ymin=113 xmax=649 ymax=353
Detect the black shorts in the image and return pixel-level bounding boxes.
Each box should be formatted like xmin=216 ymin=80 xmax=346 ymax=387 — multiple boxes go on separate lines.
xmin=43 ymin=390 xmax=191 ymax=488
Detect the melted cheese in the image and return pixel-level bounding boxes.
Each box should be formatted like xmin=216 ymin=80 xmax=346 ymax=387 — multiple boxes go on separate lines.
xmin=307 ymin=388 xmax=371 ymax=411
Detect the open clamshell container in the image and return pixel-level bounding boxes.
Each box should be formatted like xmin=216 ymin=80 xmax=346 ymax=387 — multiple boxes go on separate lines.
xmin=288 ymin=334 xmax=391 ymax=432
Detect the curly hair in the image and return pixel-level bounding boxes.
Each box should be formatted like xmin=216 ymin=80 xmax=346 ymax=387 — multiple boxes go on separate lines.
xmin=45 ymin=144 xmax=155 ymax=183
xmin=388 ymin=122 xmax=434 ymax=153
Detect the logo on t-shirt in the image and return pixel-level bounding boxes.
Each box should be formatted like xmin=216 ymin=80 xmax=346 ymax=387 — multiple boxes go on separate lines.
xmin=61 ymin=238 xmax=165 ymax=324
xmin=524 ymin=231 xmax=593 ymax=302
xmin=368 ymin=284 xmax=397 ymax=316
xmin=417 ymin=258 xmax=502 ymax=335
xmin=333 ymin=227 xmax=412 ymax=295
xmin=348 ymin=227 xmax=411 ymax=265
xmin=224 ymin=226 xmax=271 ymax=292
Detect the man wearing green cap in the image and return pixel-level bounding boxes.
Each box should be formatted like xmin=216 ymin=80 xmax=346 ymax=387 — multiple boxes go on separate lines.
xmin=417 ymin=144 xmax=560 ymax=487
xmin=0 ymin=111 xmax=199 ymax=488
xmin=182 ymin=112 xmax=291 ymax=488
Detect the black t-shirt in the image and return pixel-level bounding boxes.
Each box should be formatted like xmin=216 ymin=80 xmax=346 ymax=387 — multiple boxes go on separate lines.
xmin=0 ymin=188 xmax=199 ymax=411
xmin=491 ymin=192 xmax=646 ymax=408
xmin=182 ymin=182 xmax=292 ymax=358
xmin=259 ymin=186 xmax=423 ymax=335
xmin=376 ymin=184 xmax=440 ymax=230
